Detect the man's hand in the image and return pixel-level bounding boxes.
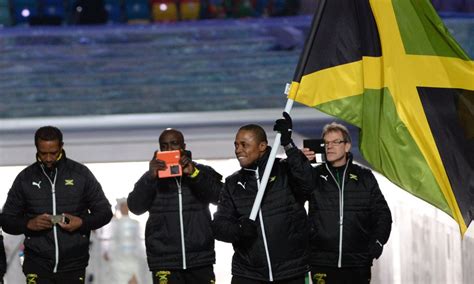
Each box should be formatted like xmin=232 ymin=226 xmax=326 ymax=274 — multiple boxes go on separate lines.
xmin=148 ymin=151 xmax=167 ymax=178
xmin=26 ymin=213 xmax=53 ymax=231
xmin=369 ymin=240 xmax=384 ymax=259
xmin=302 ymin=148 xmax=316 ymax=161
xmin=180 ymin=150 xmax=195 ymax=175
xmin=58 ymin=213 xmax=83 ymax=232
xmin=273 ymin=112 xmax=293 ymax=146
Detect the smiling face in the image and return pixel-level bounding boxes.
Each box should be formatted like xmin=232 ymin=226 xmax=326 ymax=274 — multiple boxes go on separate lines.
xmin=234 ymin=129 xmax=267 ymax=168
xmin=36 ymin=139 xmax=63 ymax=169
xmin=323 ymin=130 xmax=351 ymax=167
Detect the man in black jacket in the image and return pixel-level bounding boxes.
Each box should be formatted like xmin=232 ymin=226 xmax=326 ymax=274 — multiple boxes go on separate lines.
xmin=213 ymin=123 xmax=311 ymax=283
xmin=2 ymin=126 xmax=113 ymax=284
xmin=127 ymin=128 xmax=222 ymax=284
xmin=301 ymin=121 xmax=392 ymax=283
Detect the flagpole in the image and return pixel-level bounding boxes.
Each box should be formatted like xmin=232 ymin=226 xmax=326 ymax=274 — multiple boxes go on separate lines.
xmin=249 ymin=95 xmax=294 ymax=221
xmin=249 ymin=0 xmax=327 ymax=221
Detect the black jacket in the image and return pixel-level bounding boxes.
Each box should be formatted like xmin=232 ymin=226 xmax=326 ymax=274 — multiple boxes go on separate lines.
xmin=308 ymin=155 xmax=392 ymax=267
xmin=1 ymin=151 xmax=113 ymax=274
xmin=127 ymin=163 xmax=222 ymax=271
xmin=212 ymin=147 xmax=311 ymax=281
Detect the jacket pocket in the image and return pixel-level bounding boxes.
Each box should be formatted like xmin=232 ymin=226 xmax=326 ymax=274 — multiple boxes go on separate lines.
xmin=24 ymin=233 xmax=55 ymax=259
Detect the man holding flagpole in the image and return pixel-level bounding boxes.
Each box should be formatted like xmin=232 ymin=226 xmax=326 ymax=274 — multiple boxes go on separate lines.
xmin=212 ymin=122 xmax=311 ymax=283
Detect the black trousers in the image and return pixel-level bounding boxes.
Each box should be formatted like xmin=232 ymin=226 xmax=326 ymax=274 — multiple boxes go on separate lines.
xmin=152 ymin=265 xmax=215 ymax=284
xmin=231 ymin=274 xmax=306 ymax=284
xmin=311 ymin=266 xmax=371 ymax=284
xmin=23 ymin=268 xmax=85 ymax=284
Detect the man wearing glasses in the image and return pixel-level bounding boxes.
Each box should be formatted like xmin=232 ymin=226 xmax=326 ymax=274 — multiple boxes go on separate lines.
xmin=298 ymin=121 xmax=393 ymax=284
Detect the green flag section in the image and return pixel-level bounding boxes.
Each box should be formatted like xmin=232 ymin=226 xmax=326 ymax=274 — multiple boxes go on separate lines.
xmin=288 ymin=0 xmax=474 ymax=235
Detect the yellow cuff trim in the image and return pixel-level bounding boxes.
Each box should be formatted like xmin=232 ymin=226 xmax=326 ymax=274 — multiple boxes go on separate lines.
xmin=190 ymin=167 xmax=200 ymax=178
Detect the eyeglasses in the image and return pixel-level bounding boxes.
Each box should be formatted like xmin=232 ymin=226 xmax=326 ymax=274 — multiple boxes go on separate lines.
xmin=324 ymin=140 xmax=347 ymax=146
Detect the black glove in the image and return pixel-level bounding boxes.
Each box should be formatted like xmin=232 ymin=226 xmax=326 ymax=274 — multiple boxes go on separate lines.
xmin=369 ymin=240 xmax=384 ymax=259
xmin=273 ymin=112 xmax=293 ymax=146
xmin=238 ymin=218 xmax=258 ymax=246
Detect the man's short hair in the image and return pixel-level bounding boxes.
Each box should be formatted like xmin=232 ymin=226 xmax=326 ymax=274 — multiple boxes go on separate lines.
xmin=159 ymin=128 xmax=185 ymax=146
xmin=35 ymin=126 xmax=63 ymax=147
xmin=238 ymin=124 xmax=268 ymax=144
xmin=321 ymin=122 xmax=352 ymax=143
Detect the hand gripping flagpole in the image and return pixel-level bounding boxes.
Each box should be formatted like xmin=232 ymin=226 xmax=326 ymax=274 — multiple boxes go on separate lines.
xmin=248 ymin=0 xmax=327 ymax=221
xmin=249 ymin=89 xmax=294 ymax=221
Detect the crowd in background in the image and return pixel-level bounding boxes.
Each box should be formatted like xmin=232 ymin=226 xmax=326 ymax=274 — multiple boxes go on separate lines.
xmin=200 ymin=0 xmax=303 ymax=19
xmin=2 ymin=0 xmax=472 ymax=28
xmin=0 ymin=0 xmax=311 ymax=27
xmin=432 ymin=0 xmax=474 ymax=13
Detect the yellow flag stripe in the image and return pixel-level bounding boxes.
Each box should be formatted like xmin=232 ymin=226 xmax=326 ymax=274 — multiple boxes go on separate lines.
xmin=405 ymin=56 xmax=474 ymax=89
xmin=288 ymin=58 xmax=383 ymax=105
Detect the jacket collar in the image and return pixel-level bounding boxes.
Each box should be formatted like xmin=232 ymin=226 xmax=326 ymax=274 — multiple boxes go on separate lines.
xmin=36 ymin=149 xmax=67 ymax=171
xmin=241 ymin=147 xmax=272 ymax=178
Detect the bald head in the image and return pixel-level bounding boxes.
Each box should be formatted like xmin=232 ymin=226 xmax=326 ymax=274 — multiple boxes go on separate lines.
xmin=159 ymin=128 xmax=186 ymax=151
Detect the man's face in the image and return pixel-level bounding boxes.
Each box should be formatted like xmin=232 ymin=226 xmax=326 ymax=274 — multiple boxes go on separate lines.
xmin=234 ymin=130 xmax=267 ymax=168
xmin=159 ymin=131 xmax=185 ymax=152
xmin=323 ymin=130 xmax=351 ymax=167
xmin=37 ymin=139 xmax=63 ymax=169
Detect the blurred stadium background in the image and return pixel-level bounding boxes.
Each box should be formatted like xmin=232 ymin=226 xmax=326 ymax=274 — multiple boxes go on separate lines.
xmin=1 ymin=1 xmax=474 ymax=283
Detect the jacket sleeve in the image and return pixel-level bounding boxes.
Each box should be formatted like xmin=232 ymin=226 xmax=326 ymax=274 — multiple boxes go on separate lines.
xmin=127 ymin=172 xmax=158 ymax=215
xmin=79 ymin=169 xmax=113 ymax=233
xmin=212 ymin=181 xmax=240 ymax=243
xmin=284 ymin=146 xmax=315 ymax=199
xmin=2 ymin=175 xmax=30 ymax=235
xmin=186 ymin=164 xmax=223 ymax=205
xmin=367 ymin=171 xmax=392 ymax=244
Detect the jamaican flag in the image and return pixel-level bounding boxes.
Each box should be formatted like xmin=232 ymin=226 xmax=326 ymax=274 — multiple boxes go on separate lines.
xmin=289 ymin=0 xmax=474 ymax=234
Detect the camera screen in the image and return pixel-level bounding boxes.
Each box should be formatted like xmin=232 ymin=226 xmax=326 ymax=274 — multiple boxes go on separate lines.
xmin=170 ymin=165 xmax=180 ymax=175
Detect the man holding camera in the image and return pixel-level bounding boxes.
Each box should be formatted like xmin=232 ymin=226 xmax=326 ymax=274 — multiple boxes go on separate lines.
xmin=300 ymin=120 xmax=392 ymax=283
xmin=2 ymin=126 xmax=113 ymax=283
xmin=127 ymin=128 xmax=223 ymax=284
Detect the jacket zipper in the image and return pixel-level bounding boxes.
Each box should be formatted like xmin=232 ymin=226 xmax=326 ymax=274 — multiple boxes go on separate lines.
xmin=175 ymin=178 xmax=186 ymax=269
xmin=254 ymin=168 xmax=274 ymax=281
xmin=326 ymin=163 xmax=349 ymax=268
xmin=40 ymin=165 xmax=59 ymax=273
